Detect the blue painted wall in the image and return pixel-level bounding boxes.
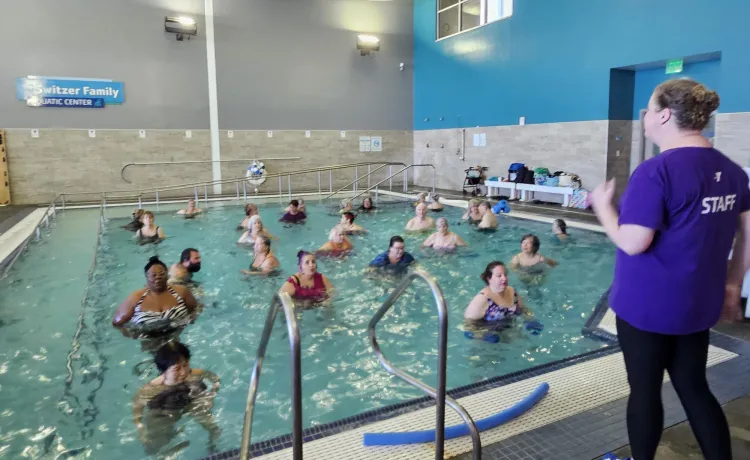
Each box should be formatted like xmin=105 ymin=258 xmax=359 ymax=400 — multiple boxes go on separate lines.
xmin=631 ymin=60 xmax=721 ymax=120
xmin=414 ymin=0 xmax=750 ymax=130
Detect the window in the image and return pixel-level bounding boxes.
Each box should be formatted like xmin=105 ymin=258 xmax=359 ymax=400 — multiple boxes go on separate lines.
xmin=437 ymin=0 xmax=512 ymax=40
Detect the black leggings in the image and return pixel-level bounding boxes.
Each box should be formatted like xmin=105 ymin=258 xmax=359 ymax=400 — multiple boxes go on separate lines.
xmin=617 ymin=316 xmax=731 ymax=460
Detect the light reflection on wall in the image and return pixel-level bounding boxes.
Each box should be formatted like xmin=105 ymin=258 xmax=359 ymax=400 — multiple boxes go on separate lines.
xmin=448 ymin=37 xmax=492 ymax=62
xmin=328 ymin=0 xmax=400 ymax=34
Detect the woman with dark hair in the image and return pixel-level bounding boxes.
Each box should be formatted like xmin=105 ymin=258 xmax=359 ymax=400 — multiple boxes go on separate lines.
xmin=339 ymin=212 xmax=365 ymax=234
xmin=552 ymin=219 xmax=568 ymax=241
xmin=280 ymin=200 xmax=307 ymax=223
xmin=368 ymin=235 xmax=416 ymax=272
xmin=113 ymin=256 xmax=198 ymax=329
xmin=592 ymin=79 xmax=750 ymax=460
xmin=132 ymin=341 xmax=220 ymax=454
xmin=123 ymin=208 xmax=145 ymax=232
xmin=510 ymin=234 xmax=557 ymax=270
xmin=279 ymin=251 xmax=334 ymax=302
xmin=359 ymin=196 xmax=376 ymax=212
xmin=464 ymin=261 xmax=541 ymax=336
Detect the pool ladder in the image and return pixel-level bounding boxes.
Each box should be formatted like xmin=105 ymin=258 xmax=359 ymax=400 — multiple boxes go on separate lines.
xmin=239 ymin=269 xmax=481 ymax=460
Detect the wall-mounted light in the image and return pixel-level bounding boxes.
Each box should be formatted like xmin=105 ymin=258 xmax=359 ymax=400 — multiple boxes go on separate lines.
xmin=165 ymin=16 xmax=198 ymax=41
xmin=357 ymin=35 xmax=380 ymax=56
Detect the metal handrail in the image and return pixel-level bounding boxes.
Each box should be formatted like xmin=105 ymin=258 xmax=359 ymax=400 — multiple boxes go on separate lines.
xmin=240 ymin=291 xmax=302 ymax=460
xmin=59 ymin=161 xmax=406 ymax=202
xmin=352 ymin=164 xmax=436 ymax=202
xmin=323 ymin=163 xmax=405 ymax=199
xmin=369 ymin=268 xmax=481 ymax=460
xmin=120 ymin=157 xmax=303 ymax=182
xmin=1 ymin=193 xmax=64 ymax=279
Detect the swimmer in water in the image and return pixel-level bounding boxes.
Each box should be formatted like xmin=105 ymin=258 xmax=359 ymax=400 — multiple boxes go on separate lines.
xmin=406 ymin=203 xmax=435 ymax=232
xmin=241 ymin=235 xmax=280 ymax=275
xmin=132 ymin=341 xmax=220 ymax=455
xmin=553 ymin=219 xmax=568 ymax=241
xmin=414 ymin=192 xmax=428 ymax=206
xmin=113 ymin=256 xmax=199 ymax=330
xmin=423 ymin=217 xmax=467 ymax=250
xmin=285 ymin=197 xmax=306 ymax=214
xmin=462 ymin=199 xmax=483 ymax=225
xmin=368 ymin=235 xmax=416 ymax=273
xmin=135 ymin=211 xmax=166 ymax=244
xmin=238 ymin=216 xmax=274 ymax=245
xmin=339 ymin=212 xmax=366 ymax=234
xmin=427 ymin=193 xmax=444 ymax=212
xmin=280 ymin=200 xmax=307 ymax=223
xmin=477 ymin=200 xmax=499 ymax=230
xmin=123 ymin=209 xmax=145 ymax=232
xmin=510 ymin=234 xmax=558 ymax=271
xmin=317 ymin=226 xmax=353 ymax=254
xmin=238 ymin=203 xmax=258 ymax=230
xmin=339 ymin=199 xmax=353 ymax=214
xmin=465 ymin=261 xmax=535 ymax=322
xmin=169 ymin=248 xmax=202 ymax=286
xmin=280 ymin=251 xmax=334 ymax=304
xmin=176 ymin=199 xmax=202 ymax=218
xmin=359 ymin=196 xmax=376 ymax=212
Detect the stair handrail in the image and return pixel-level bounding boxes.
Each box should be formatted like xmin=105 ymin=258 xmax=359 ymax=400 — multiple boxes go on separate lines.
xmin=369 ymin=268 xmax=481 ymax=460
xmin=323 ymin=163 xmax=390 ymax=199
xmin=240 ymin=291 xmax=302 ymax=460
xmin=352 ymin=164 xmax=436 ymax=202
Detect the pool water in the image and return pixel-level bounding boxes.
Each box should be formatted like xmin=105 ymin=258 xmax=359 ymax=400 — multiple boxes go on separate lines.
xmin=0 ymin=199 xmax=615 ymax=459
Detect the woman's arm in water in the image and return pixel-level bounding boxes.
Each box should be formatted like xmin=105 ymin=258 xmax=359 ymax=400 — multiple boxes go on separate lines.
xmin=477 ymin=213 xmax=493 ymax=229
xmin=542 ymin=255 xmax=558 ymax=267
xmin=321 ymin=274 xmax=335 ymax=295
xmin=112 ymin=291 xmax=142 ymax=326
xmin=132 ymin=385 xmax=150 ymax=441
xmin=517 ymin=293 xmax=535 ymax=319
xmin=455 ymin=233 xmax=468 ymax=246
xmin=237 ymin=231 xmax=251 ymax=244
xmin=318 ymin=241 xmax=334 ymax=252
xmin=422 ymin=233 xmax=436 ymax=248
xmin=464 ymin=293 xmax=488 ymax=320
xmin=157 ymin=227 xmax=167 ymax=239
xmin=509 ymin=254 xmax=521 ymax=271
xmin=280 ymin=280 xmax=297 ymax=297
xmin=174 ymin=285 xmax=198 ymax=311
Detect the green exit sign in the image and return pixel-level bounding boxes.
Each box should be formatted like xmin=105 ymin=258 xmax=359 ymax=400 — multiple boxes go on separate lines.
xmin=666 ymin=59 xmax=684 ymax=74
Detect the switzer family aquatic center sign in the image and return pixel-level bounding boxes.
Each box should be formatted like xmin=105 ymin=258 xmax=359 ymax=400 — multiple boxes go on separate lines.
xmin=16 ymin=76 xmax=124 ymax=108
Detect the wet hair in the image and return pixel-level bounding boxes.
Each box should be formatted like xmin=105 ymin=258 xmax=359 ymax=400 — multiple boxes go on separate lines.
xmin=133 ymin=208 xmax=145 ymax=218
xmin=257 ymin=235 xmax=271 ymax=249
xmin=180 ymin=248 xmax=198 ymax=263
xmin=245 ymin=203 xmax=258 ymax=216
xmin=654 ymin=79 xmax=720 ymax=131
xmin=296 ymin=250 xmax=313 ymax=265
xmin=342 ymin=212 xmax=355 ymax=224
xmin=362 ymin=196 xmax=372 ymax=205
xmin=554 ymin=219 xmax=568 ymax=234
xmin=389 ymin=235 xmax=405 ymax=248
xmin=479 ymin=200 xmax=491 ymax=209
xmin=142 ymin=210 xmax=155 ymax=220
xmin=436 ymin=216 xmax=448 ymax=227
xmin=480 ymin=261 xmax=506 ymax=285
xmin=252 ymin=217 xmax=264 ymax=230
xmin=144 ymin=255 xmax=167 ymax=273
xmin=289 ymin=199 xmax=299 ymax=207
xmin=521 ymin=234 xmax=541 ymax=254
xmin=154 ymin=341 xmax=191 ymax=374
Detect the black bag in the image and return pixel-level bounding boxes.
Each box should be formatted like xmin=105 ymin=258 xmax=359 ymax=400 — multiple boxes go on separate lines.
xmin=522 ymin=169 xmax=535 ymax=184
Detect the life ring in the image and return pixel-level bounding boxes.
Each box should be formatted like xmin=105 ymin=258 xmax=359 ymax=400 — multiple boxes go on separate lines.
xmin=246 ymin=161 xmax=267 ymax=187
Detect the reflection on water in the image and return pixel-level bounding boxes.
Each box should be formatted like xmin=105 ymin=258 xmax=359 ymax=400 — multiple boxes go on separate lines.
xmin=0 ymin=201 xmax=614 ymax=459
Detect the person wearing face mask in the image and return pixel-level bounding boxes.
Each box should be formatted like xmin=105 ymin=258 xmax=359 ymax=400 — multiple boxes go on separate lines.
xmin=169 ymin=249 xmax=202 ymax=285
xmin=280 ymin=251 xmax=334 ymax=303
xmin=240 ymin=235 xmax=280 ymax=275
xmin=406 ymin=203 xmax=435 ymax=232
xmin=113 ymin=256 xmax=198 ymax=330
xmin=423 ymin=217 xmax=467 ymax=251
xmin=132 ymin=341 xmax=221 ymax=454
xmin=368 ymin=236 xmax=416 ymax=272
xmin=317 ymin=226 xmax=353 ymax=255
xmin=464 ymin=261 xmax=542 ymax=341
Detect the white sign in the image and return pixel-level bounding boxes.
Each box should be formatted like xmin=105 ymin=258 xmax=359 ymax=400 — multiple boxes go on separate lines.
xmin=138 ymin=130 xmax=146 ymax=139
xmin=31 ymin=129 xmax=39 ymax=138
xmin=359 ymin=136 xmax=371 ymax=152
xmin=305 ymin=130 xmax=311 ymax=138
xmin=88 ymin=129 xmax=96 ymax=138
xmin=340 ymin=131 xmax=346 ymax=138
xmin=227 ymin=130 xmax=234 ymax=139
xmin=519 ymin=116 xmax=526 ymax=126
xmin=185 ymin=130 xmax=192 ymax=139
xmin=371 ymin=136 xmax=382 ymax=152
xmin=267 ymin=130 xmax=273 ymax=138
xmin=479 ymin=133 xmax=486 ymax=147
xmin=472 ymin=134 xmax=480 ymax=147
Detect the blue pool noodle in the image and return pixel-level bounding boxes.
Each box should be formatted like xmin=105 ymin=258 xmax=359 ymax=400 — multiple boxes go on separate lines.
xmin=363 ymin=382 xmax=550 ymax=446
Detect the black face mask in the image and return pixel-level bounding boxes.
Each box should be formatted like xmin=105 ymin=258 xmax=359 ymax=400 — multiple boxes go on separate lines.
xmin=187 ymin=262 xmax=201 ymax=273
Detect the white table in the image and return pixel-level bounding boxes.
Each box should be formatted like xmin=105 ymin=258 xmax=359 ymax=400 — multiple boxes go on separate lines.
xmin=484 ymin=181 xmax=517 ymax=199
xmin=515 ymin=183 xmax=575 ymax=207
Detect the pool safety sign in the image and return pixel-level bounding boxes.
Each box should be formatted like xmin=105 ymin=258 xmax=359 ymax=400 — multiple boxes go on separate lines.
xmin=16 ymin=76 xmax=124 ymax=108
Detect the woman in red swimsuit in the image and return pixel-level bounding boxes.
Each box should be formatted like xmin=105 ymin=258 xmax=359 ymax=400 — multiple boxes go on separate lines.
xmin=280 ymin=251 xmax=335 ymax=304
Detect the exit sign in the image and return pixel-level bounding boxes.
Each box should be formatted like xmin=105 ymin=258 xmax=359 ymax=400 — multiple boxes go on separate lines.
xmin=666 ymin=59 xmax=683 ymax=74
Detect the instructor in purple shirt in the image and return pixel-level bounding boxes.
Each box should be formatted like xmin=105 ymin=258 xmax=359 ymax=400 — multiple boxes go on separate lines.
xmin=592 ymin=78 xmax=750 ymax=460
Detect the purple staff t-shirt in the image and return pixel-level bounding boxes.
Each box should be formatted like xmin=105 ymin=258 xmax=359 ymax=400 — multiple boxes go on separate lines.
xmin=610 ymin=147 xmax=750 ymax=335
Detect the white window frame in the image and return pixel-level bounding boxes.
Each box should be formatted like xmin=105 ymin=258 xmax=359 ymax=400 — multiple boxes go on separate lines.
xmin=436 ymin=0 xmax=513 ymax=42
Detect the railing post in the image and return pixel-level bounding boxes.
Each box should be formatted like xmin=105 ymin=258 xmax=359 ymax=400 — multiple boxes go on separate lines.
xmin=367 ymin=165 xmax=371 ymax=190
xmin=389 ymin=166 xmax=392 ymax=191
xmin=278 ymin=176 xmax=283 ymax=197
xmin=236 ymin=182 xmax=240 ymax=200
xmin=35 ymin=227 xmax=41 ymax=241
xmin=204 ymin=183 xmax=209 ymax=204
xmin=62 ymin=194 xmax=66 ymax=210
xmin=51 ymin=202 xmax=56 ymax=218
xmin=138 ymin=195 xmax=143 ymax=209
xmin=243 ymin=181 xmax=247 ymax=202
xmin=288 ymin=175 xmax=292 ymax=200
xmin=45 ymin=214 xmax=49 ymax=227
xmin=194 ymin=187 xmax=199 ymax=204
xmin=403 ymin=169 xmax=408 ymax=193
xmin=354 ymin=166 xmax=358 ymax=193
xmin=155 ymin=189 xmax=160 ymax=210
xmin=318 ymin=171 xmax=321 ymax=196
xmin=102 ymin=192 xmax=107 ymax=209
xmin=329 ymin=170 xmax=332 ymax=194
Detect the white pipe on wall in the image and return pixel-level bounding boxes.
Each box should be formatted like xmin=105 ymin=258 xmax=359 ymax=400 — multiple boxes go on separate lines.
xmin=205 ymin=0 xmax=222 ymax=195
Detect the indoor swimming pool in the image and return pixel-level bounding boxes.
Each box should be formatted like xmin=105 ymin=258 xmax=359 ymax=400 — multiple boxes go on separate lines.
xmin=0 ymin=198 xmax=615 ymax=459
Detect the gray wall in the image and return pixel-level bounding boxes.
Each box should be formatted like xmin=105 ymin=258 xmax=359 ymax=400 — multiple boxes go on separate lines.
xmin=214 ymin=0 xmax=414 ymax=130
xmin=0 ymin=0 xmax=209 ymax=129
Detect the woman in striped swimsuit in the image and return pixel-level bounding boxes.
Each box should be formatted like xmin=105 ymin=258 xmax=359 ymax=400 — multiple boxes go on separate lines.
xmin=113 ymin=256 xmax=199 ymax=333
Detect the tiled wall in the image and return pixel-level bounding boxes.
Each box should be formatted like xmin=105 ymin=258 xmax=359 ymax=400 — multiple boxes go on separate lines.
xmin=412 ymin=121 xmax=609 ymax=195
xmin=606 ymin=120 xmax=634 ymax=200
xmin=715 ymin=112 xmax=750 ymax=168
xmin=5 ymin=130 xmax=412 ymax=204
